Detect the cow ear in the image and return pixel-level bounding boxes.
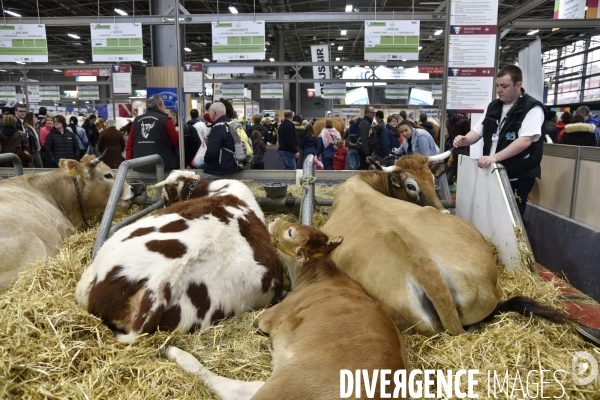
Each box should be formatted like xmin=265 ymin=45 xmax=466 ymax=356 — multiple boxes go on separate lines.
xmin=295 ymin=247 xmax=307 ymax=267
xmin=327 ymin=236 xmax=343 ymax=253
xmin=429 ymin=162 xmax=447 ymax=178
xmin=59 ymin=159 xmax=83 ymax=177
xmin=389 ymin=173 xmax=402 ymax=188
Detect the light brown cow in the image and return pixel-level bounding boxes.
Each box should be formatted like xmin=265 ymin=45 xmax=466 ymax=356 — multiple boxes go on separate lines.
xmin=312 ymin=117 xmax=346 ymax=139
xmin=0 ymin=154 xmax=134 ymax=292
xmin=322 ymin=155 xmax=567 ymax=336
xmin=165 ymin=218 xmax=407 ymax=399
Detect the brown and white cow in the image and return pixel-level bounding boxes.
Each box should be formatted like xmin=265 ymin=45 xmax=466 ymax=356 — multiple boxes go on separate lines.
xmin=0 ymin=154 xmax=134 ymax=292
xmin=166 ymin=218 xmax=407 ymax=400
xmin=322 ymin=155 xmax=567 ymax=336
xmin=75 ymin=171 xmax=284 ymax=343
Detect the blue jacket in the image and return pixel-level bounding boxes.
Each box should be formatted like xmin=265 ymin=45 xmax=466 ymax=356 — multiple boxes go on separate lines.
xmin=394 ymin=128 xmax=439 ymax=157
xmin=377 ymin=124 xmax=400 ymax=158
xmin=585 ymin=115 xmax=599 ymax=140
xmin=300 ymin=136 xmax=318 ymax=155
xmin=203 ymin=115 xmax=238 ymax=175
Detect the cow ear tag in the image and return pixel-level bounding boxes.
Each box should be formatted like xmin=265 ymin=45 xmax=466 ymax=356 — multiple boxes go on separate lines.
xmin=390 ymin=174 xmax=402 ymax=188
xmin=60 ymin=159 xmax=83 ymax=177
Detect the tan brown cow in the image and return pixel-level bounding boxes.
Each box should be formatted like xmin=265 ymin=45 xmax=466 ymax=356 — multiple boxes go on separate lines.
xmin=312 ymin=117 xmax=346 ymax=139
xmin=165 ymin=218 xmax=407 ymax=399
xmin=0 ymin=154 xmax=134 ymax=292
xmin=322 ymin=155 xmax=567 ymax=336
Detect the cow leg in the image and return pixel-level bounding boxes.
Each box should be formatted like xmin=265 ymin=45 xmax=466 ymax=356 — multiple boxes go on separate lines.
xmin=165 ymin=346 xmax=264 ymax=400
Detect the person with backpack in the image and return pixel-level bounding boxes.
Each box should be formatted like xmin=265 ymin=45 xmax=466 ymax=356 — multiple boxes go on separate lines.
xmin=251 ymin=130 xmax=267 ymax=169
xmin=316 ymin=119 xmax=342 ymax=170
xmin=358 ymin=105 xmax=376 ymax=170
xmin=203 ymin=102 xmax=238 ymax=175
xmin=68 ymin=116 xmax=89 ymax=159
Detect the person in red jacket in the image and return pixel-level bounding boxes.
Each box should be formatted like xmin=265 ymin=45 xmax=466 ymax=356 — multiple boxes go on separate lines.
xmin=332 ymin=139 xmax=348 ymax=170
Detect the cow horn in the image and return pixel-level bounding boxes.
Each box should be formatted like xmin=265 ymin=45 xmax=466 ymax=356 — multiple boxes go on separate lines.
xmin=368 ymin=157 xmax=384 ymax=171
xmin=152 ymin=180 xmax=168 ymax=189
xmin=427 ymin=149 xmax=453 ymax=163
xmin=89 ymin=149 xmax=108 ymax=167
xmin=381 ymin=165 xmax=396 ymax=173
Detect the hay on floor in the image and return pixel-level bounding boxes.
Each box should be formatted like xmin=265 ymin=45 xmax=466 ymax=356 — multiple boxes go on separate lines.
xmin=0 ymin=181 xmax=598 ymax=399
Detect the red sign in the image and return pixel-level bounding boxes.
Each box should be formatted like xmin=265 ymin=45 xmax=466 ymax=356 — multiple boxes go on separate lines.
xmin=64 ymin=68 xmax=110 ymax=77
xmin=418 ymin=66 xmax=444 ymax=74
xmin=448 ymin=68 xmax=495 ymax=77
xmin=307 ymin=89 xmax=315 ymax=98
xmin=183 ymin=62 xmax=203 ymax=72
xmin=112 ymin=64 xmax=131 ymax=73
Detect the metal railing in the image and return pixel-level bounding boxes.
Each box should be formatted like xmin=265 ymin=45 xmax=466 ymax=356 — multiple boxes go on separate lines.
xmin=0 ymin=154 xmax=23 ymax=176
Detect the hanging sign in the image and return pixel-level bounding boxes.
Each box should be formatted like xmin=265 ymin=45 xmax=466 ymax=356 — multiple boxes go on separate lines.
xmin=260 ymin=83 xmax=283 ymax=99
xmin=418 ymin=66 xmax=443 ymax=74
xmin=0 ymin=86 xmax=17 ymax=106
xmin=310 ymin=45 xmax=331 ymax=98
xmin=0 ymin=24 xmax=48 ymax=62
xmin=432 ymin=84 xmax=443 ymax=99
xmin=385 ymin=84 xmax=410 ymax=99
xmin=219 ymin=83 xmax=245 ymax=98
xmin=364 ymin=20 xmax=420 ymax=61
xmin=90 ymin=23 xmax=144 ymax=62
xmin=64 ymin=68 xmax=110 ymax=77
xmin=450 ymin=0 xmax=498 ymax=25
xmin=40 ymin=86 xmax=60 ymax=101
xmin=322 ymin=83 xmax=346 ymax=99
xmin=78 ymin=85 xmax=100 ymax=100
xmin=555 ymin=0 xmax=587 ymax=19
xmin=211 ymin=21 xmax=265 ymax=61
xmin=183 ymin=62 xmax=204 ymax=93
xmin=112 ymin=64 xmax=132 ymax=95
xmin=27 ymin=85 xmax=41 ymax=103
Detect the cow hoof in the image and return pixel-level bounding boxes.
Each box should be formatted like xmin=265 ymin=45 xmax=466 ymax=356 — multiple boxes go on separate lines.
xmin=114 ymin=331 xmax=138 ymax=343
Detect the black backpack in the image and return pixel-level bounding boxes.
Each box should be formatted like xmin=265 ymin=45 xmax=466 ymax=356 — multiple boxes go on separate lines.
xmin=346 ymin=118 xmax=362 ymax=148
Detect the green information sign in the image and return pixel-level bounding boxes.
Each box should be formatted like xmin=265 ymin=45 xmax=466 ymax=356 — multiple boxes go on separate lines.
xmin=212 ymin=21 xmax=265 ymax=61
xmin=0 ymin=24 xmax=48 ymax=62
xmin=90 ymin=23 xmax=144 ymax=62
xmin=364 ymin=20 xmax=420 ymax=61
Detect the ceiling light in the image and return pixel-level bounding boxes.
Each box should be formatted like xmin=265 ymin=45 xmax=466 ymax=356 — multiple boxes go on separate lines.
xmin=341 ymin=30 xmax=347 ymax=36
xmin=418 ymin=46 xmax=422 ymax=50
xmin=265 ymin=41 xmax=270 ymax=46
xmin=68 ymin=33 xmax=80 ymax=39
xmin=5 ymin=10 xmax=21 ymax=17
xmin=85 ymin=101 xmax=89 ymax=104
xmin=77 ymin=60 xmax=85 ymax=64
xmin=53 ymin=69 xmax=62 ymax=72
xmin=499 ymin=46 xmax=503 ymax=49
xmin=203 ymin=58 xmax=210 ymax=62
xmin=15 ymin=61 xmax=25 ymax=64
xmin=72 ymin=101 xmax=77 ymax=104
xmin=345 ymin=5 xmax=353 ymax=12
xmin=335 ymin=57 xmax=340 ymax=61
xmin=140 ymin=60 xmax=147 ymax=63
xmin=114 ymin=8 xmax=127 ymax=16
xmin=228 ymin=6 xmax=238 ymax=14
xmin=331 ymin=42 xmax=335 ymax=46
xmin=269 ymin=57 xmax=275 ymax=62
xmin=338 ymin=46 xmax=343 ymax=50
xmin=527 ymin=29 xmax=539 ymax=35
xmin=434 ymin=30 xmax=443 ymax=36
xmin=184 ymin=47 xmax=192 ymax=52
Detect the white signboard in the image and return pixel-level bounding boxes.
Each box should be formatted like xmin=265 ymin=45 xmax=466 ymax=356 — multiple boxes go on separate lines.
xmin=364 ymin=20 xmax=420 ymax=61
xmin=432 ymin=84 xmax=443 ymax=99
xmin=260 ymin=83 xmax=283 ymax=99
xmin=342 ymin=66 xmax=429 ymax=84
xmin=341 ymin=108 xmax=361 ymax=115
xmin=78 ymin=85 xmax=99 ymax=100
xmin=220 ymin=83 xmax=245 ymax=98
xmin=0 ymin=86 xmax=17 ymax=106
xmin=450 ymin=0 xmax=498 ymax=25
xmin=322 ymin=83 xmax=346 ymax=99
xmin=311 ymin=45 xmax=330 ymax=98
xmin=446 ymin=72 xmax=495 ymax=112
xmin=27 ymin=85 xmax=41 ymax=103
xmin=557 ymin=0 xmax=586 ymax=19
xmin=448 ymin=29 xmax=497 ymax=68
xmin=211 ymin=21 xmax=265 ymax=61
xmin=0 ymin=24 xmax=48 ymax=62
xmin=385 ymin=84 xmax=410 ymax=99
xmin=183 ymin=63 xmax=204 ymax=93
xmin=112 ymin=64 xmax=132 ymax=95
xmin=40 ymin=86 xmax=60 ymax=101
xmin=90 ymin=23 xmax=143 ymax=62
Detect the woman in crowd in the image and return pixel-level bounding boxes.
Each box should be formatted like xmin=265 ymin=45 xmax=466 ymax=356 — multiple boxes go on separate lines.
xmin=69 ymin=116 xmax=89 ymax=159
xmin=0 ymin=114 xmax=30 ymax=167
xmin=316 ymin=119 xmax=341 ymax=170
xmin=559 ymin=114 xmax=597 ymax=147
xmin=300 ymin=123 xmax=318 ymax=167
xmin=556 ymin=112 xmax=572 ymax=144
xmin=43 ymin=115 xmax=80 ymax=168
xmin=378 ymin=114 xmax=402 ymax=158
xmin=39 ymin=114 xmax=54 ymax=147
xmin=97 ymin=118 xmax=126 ymax=169
xmin=24 ymin=111 xmax=43 ymax=167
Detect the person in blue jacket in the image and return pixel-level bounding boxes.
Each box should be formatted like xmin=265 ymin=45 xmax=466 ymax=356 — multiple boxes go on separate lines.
xmin=300 ymin=123 xmax=318 ymax=167
xmin=203 ymin=102 xmax=238 ymax=175
xmin=316 ymin=119 xmax=341 ymax=170
xmin=393 ymin=119 xmax=439 ymax=157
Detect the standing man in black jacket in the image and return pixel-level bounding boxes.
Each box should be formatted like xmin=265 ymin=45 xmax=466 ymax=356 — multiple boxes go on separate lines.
xmin=453 ymin=65 xmax=546 ymax=216
xmin=82 ymin=115 xmax=100 ymax=154
xmin=126 ymin=94 xmax=179 ymax=171
xmin=203 ymin=102 xmax=238 ymax=175
xmin=277 ymin=110 xmax=299 ymax=170
xmin=358 ymin=105 xmax=376 ymax=170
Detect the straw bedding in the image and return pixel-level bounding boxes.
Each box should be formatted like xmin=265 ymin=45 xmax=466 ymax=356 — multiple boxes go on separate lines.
xmin=0 ymin=182 xmax=598 ymax=399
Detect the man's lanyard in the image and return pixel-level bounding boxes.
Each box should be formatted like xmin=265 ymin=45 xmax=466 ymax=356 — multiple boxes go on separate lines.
xmin=498 ymin=99 xmax=519 ymax=132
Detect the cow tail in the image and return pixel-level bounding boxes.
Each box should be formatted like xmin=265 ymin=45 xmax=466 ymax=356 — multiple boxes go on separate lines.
xmin=485 ymin=296 xmax=571 ymax=324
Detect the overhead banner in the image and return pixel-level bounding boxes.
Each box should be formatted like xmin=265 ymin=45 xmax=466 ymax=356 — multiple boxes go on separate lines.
xmin=183 ymin=62 xmax=204 ymax=93
xmin=0 ymin=86 xmax=17 ymax=107
xmin=447 ymin=0 xmax=498 ymax=113
xmin=211 ymin=21 xmax=265 ymax=61
xmin=385 ymin=84 xmax=410 ymax=99
xmin=65 ymin=68 xmax=110 ymax=77
xmin=418 ymin=66 xmax=443 ymax=74
xmin=90 ymin=23 xmax=144 ymax=62
xmin=322 ymin=83 xmax=346 ymax=99
xmin=364 ymin=20 xmax=420 ymax=61
xmin=310 ymin=45 xmax=331 ymax=98
xmin=40 ymin=86 xmax=60 ymax=101
xmin=220 ymin=83 xmax=245 ymax=98
xmin=112 ymin=64 xmax=132 ymax=95
xmin=27 ymin=85 xmax=41 ymax=103
xmin=0 ymin=24 xmax=48 ymax=62
xmin=260 ymin=83 xmax=283 ymax=99
xmin=554 ymin=0 xmax=586 ymax=19
xmin=78 ymin=85 xmax=100 ymax=100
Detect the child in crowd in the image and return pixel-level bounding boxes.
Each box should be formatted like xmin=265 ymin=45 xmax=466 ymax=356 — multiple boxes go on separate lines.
xmin=332 ymin=139 xmax=347 ymax=170
xmin=300 ymin=124 xmax=318 ymax=166
xmin=251 ymin=130 xmax=266 ymax=169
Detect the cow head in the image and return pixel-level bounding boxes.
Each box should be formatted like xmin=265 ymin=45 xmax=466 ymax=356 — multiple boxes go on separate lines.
xmin=153 ymin=170 xmax=210 ymax=206
xmin=268 ymin=218 xmax=343 ymax=286
xmin=60 ymin=153 xmax=134 ymax=222
xmin=369 ymin=150 xmax=451 ymax=213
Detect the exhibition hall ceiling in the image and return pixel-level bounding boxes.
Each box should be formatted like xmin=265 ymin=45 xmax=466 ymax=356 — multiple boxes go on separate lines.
xmin=1 ymin=0 xmax=599 ymax=74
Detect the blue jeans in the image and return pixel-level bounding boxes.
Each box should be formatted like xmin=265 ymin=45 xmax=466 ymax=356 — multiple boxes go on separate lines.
xmin=278 ymin=149 xmax=296 ymax=170
xmin=322 ymin=153 xmax=334 ymax=170
xmin=347 ymin=148 xmax=360 ymax=169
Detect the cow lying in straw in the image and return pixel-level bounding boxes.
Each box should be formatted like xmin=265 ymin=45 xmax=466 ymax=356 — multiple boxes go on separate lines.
xmin=321 ymin=153 xmax=568 ymax=336
xmin=0 ymin=153 xmax=134 ymax=292
xmin=75 ymin=171 xmax=284 ymax=343
xmin=166 ymin=218 xmax=408 ymax=400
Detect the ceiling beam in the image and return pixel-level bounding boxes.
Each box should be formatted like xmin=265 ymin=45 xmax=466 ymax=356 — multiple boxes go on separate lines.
xmin=511 ymin=18 xmax=600 ymax=29
xmin=498 ymin=0 xmax=551 ymax=26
